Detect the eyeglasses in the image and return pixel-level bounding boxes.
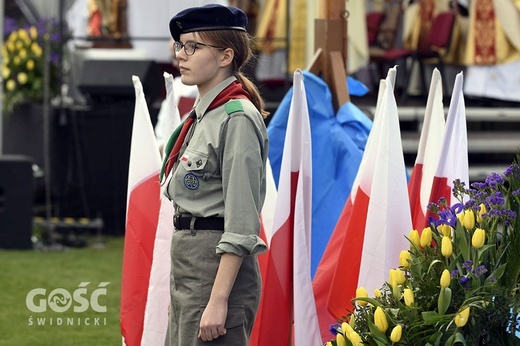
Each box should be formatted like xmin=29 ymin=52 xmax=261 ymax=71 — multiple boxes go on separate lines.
xmin=173 ymin=41 xmax=222 ymax=56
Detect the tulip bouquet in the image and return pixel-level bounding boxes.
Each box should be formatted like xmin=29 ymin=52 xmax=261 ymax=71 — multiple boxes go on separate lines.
xmin=326 ymin=153 xmax=520 ymax=345
xmin=1 ymin=17 xmax=66 ymax=112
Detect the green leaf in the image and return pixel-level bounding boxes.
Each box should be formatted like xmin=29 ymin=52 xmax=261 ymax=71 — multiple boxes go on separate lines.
xmin=438 ymin=287 xmax=452 ymax=315
xmin=486 ymin=263 xmax=507 ymax=283
xmin=454 ymin=222 xmax=470 ymax=262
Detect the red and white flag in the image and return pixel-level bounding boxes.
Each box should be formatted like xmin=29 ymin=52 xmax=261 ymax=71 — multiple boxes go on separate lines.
xmin=251 ymin=69 xmax=321 ymax=345
xmin=408 ymin=68 xmax=446 ymax=230
xmin=428 ymin=72 xmax=469 ymax=212
xmin=313 ymin=67 xmax=411 ymax=340
xmin=121 ymin=76 xmax=173 ymax=345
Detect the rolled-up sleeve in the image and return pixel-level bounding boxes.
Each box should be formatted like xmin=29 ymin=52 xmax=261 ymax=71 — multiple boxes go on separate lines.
xmin=218 ymin=113 xmax=267 ymax=256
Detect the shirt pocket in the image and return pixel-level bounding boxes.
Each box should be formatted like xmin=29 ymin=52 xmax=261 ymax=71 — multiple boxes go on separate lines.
xmin=175 ymin=149 xmax=212 ymax=194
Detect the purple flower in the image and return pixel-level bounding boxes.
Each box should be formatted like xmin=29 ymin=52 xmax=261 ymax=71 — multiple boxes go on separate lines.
xmin=463 ymin=260 xmax=473 ymax=271
xmin=329 ymin=323 xmax=341 ymax=336
xmin=460 ymin=276 xmax=471 ymax=288
xmin=474 ymin=265 xmax=488 ymax=277
xmin=488 ymin=275 xmax=498 ymax=283
xmin=471 ymin=181 xmax=488 ymax=189
xmin=513 ymin=189 xmax=520 ymax=196
xmin=451 ymin=269 xmax=459 ymax=278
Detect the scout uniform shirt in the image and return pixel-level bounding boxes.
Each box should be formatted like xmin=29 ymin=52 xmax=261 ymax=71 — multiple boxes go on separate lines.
xmin=164 ymin=75 xmax=268 ymax=257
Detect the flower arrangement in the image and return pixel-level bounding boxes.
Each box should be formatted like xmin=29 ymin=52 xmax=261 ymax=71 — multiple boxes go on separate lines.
xmin=2 ymin=17 xmax=66 ymax=112
xmin=327 ymin=153 xmax=520 ymax=345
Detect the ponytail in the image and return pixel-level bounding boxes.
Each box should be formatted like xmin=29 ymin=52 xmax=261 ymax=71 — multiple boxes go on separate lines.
xmin=236 ymin=72 xmax=269 ymax=119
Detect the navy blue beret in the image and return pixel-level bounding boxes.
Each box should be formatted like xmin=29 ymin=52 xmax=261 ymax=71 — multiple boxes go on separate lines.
xmin=169 ymin=4 xmax=247 ymax=41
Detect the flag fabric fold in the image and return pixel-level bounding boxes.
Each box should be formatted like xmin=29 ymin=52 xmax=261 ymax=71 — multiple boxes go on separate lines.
xmin=267 ymin=71 xmax=370 ymax=277
xmin=251 ymin=69 xmax=321 ymax=345
xmin=408 ymin=68 xmax=446 ymax=230
xmin=313 ymin=67 xmax=412 ymax=341
xmin=427 ymin=72 xmax=469 ymax=217
xmin=121 ymin=75 xmax=173 ymax=346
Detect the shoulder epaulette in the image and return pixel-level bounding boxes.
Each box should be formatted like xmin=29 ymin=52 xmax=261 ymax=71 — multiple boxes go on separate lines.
xmin=225 ymin=100 xmax=244 ymax=115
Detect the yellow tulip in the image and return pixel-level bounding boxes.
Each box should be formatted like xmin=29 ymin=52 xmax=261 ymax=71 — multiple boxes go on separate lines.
xmin=13 ymin=56 xmax=21 ymax=66
xmin=31 ymin=42 xmax=42 ymax=57
xmin=348 ymin=330 xmax=363 ymax=346
xmin=18 ymin=29 xmax=28 ymax=41
xmin=336 ymin=332 xmax=347 ymax=346
xmin=325 ymin=342 xmax=333 ymax=346
xmin=355 ymin=287 xmax=368 ymax=306
xmin=7 ymin=41 xmax=15 ymax=52
xmin=2 ymin=65 xmax=10 ymax=79
xmin=441 ymin=236 xmax=453 ymax=257
xmin=390 ymin=324 xmax=403 ymax=343
xmin=374 ymin=288 xmax=382 ymax=298
xmin=399 ymin=250 xmax=411 ymax=268
xmin=19 ymin=48 xmax=27 ymax=59
xmin=17 ymin=72 xmax=28 ymax=85
xmin=440 ymin=269 xmax=451 ymax=288
xmin=403 ymin=288 xmax=414 ymax=306
xmin=26 ymin=59 xmax=35 ymax=71
xmin=374 ymin=306 xmax=389 ymax=333
xmin=420 ymin=227 xmax=433 ymax=247
xmin=438 ymin=224 xmax=452 ymax=237
xmin=341 ymin=321 xmax=353 ymax=338
xmin=6 ymin=79 xmax=16 ymax=91
xmin=15 ymin=40 xmax=23 ymax=50
xmin=462 ymin=210 xmax=476 ymax=230
xmin=477 ymin=203 xmax=486 ymax=224
xmin=457 ymin=211 xmax=464 ymax=223
xmin=9 ymin=31 xmax=18 ymax=41
xmin=454 ymin=306 xmax=470 ymax=327
xmin=29 ymin=26 xmax=38 ymax=39
xmin=394 ymin=270 xmax=406 ymax=285
xmin=409 ymin=229 xmax=420 ymax=248
xmin=472 ymin=228 xmax=486 ymax=249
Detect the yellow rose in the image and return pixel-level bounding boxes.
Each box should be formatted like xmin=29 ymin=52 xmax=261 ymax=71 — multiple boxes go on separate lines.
xmin=409 ymin=229 xmax=420 ymax=248
xmin=462 ymin=210 xmax=476 ymax=230
xmin=399 ymin=250 xmax=411 ymax=268
xmin=454 ymin=306 xmax=470 ymax=327
xmin=420 ymin=227 xmax=433 ymax=247
xmin=441 ymin=236 xmax=453 ymax=257
xmin=6 ymin=79 xmax=16 ymax=91
xmin=440 ymin=269 xmax=451 ymax=288
xmin=438 ymin=224 xmax=452 ymax=237
xmin=374 ymin=306 xmax=389 ymax=333
xmin=390 ymin=324 xmax=403 ymax=343
xmin=403 ymin=288 xmax=414 ymax=306
xmin=355 ymin=287 xmax=368 ymax=306
xmin=17 ymin=72 xmax=28 ymax=85
xmin=472 ymin=228 xmax=486 ymax=249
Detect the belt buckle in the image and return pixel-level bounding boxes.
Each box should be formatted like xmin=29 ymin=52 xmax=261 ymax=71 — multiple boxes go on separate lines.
xmin=173 ymin=214 xmax=180 ymax=229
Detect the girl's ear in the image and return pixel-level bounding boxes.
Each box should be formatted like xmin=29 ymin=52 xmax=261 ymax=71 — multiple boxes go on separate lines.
xmin=220 ymin=48 xmax=234 ymax=67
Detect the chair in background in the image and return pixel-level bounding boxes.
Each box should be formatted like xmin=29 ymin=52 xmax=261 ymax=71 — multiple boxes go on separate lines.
xmin=366 ymin=11 xmax=385 ymax=47
xmin=369 ymin=10 xmax=456 ymax=103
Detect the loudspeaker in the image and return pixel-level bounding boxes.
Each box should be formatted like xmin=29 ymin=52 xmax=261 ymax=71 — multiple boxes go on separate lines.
xmin=0 ymin=155 xmax=33 ymax=250
xmin=78 ymin=60 xmax=163 ymax=103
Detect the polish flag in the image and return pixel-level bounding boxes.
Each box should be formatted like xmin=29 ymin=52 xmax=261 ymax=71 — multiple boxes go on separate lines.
xmin=427 ymin=72 xmax=469 ymax=214
xmin=313 ymin=67 xmax=411 ymax=340
xmin=121 ymin=76 xmax=174 ymax=345
xmin=408 ymin=68 xmax=446 ymax=230
xmin=251 ymin=69 xmax=321 ymax=345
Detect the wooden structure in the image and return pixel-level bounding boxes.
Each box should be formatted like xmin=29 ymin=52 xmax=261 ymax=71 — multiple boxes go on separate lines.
xmin=307 ymin=0 xmax=350 ymax=112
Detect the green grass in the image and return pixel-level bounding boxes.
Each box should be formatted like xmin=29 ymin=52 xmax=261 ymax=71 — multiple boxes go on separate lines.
xmin=0 ymin=237 xmax=124 ymax=346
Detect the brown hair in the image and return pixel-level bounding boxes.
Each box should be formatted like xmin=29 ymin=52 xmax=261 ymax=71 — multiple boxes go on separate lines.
xmin=199 ymin=30 xmax=269 ymax=118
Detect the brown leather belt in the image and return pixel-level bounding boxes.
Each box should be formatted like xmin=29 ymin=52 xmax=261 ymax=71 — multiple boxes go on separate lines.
xmin=173 ymin=215 xmax=224 ymax=231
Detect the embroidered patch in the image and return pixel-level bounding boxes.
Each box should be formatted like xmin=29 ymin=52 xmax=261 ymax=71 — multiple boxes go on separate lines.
xmin=184 ymin=173 xmax=199 ymax=190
